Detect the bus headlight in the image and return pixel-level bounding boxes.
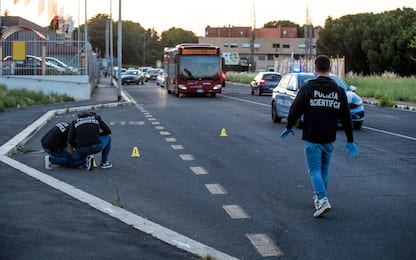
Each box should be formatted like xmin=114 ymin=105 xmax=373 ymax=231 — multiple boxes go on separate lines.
xmin=178 ymin=84 xmax=187 ymax=90
xmin=213 ymin=84 xmax=222 ymax=90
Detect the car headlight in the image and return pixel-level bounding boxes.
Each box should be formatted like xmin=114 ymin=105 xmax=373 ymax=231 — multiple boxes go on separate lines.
xmin=213 ymin=84 xmax=222 ymax=90
xmin=178 ymin=84 xmax=187 ymax=90
xmin=350 ymin=99 xmax=363 ymax=109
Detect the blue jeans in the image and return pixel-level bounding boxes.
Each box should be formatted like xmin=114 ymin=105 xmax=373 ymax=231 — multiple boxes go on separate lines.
xmin=303 ymin=141 xmax=334 ymax=200
xmin=70 ymin=136 xmax=112 ymax=168
xmin=49 ymin=149 xmax=71 ymax=167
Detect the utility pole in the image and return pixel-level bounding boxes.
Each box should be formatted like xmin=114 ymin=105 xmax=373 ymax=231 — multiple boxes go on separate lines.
xmin=116 ymin=0 xmax=122 ymax=101
xmin=304 ymin=2 xmax=313 ymax=60
xmin=110 ymin=0 xmax=114 ymax=83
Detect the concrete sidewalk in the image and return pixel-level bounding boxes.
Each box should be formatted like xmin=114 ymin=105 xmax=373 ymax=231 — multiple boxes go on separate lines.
xmin=0 ymin=77 xmax=200 ymax=259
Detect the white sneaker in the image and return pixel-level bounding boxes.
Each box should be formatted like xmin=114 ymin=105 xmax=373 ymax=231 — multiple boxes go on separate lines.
xmin=85 ymin=155 xmax=95 ymax=171
xmin=100 ymin=161 xmax=112 ymax=169
xmin=313 ymin=197 xmax=331 ymax=218
xmin=313 ymin=195 xmax=319 ymax=210
xmin=44 ymin=155 xmax=52 ymax=170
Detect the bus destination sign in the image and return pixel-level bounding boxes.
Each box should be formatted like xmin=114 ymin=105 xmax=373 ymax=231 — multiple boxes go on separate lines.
xmin=181 ymin=49 xmax=218 ymax=55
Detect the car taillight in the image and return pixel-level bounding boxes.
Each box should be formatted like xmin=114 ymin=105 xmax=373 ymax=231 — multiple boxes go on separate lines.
xmin=260 ymin=79 xmax=266 ymax=85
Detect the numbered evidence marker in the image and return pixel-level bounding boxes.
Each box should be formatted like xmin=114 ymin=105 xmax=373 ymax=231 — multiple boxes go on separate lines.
xmin=131 ymin=146 xmax=140 ymax=157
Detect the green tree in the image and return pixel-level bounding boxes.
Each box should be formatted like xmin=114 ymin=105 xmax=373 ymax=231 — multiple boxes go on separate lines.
xmin=317 ymin=8 xmax=416 ymax=75
xmin=160 ymin=27 xmax=198 ymax=48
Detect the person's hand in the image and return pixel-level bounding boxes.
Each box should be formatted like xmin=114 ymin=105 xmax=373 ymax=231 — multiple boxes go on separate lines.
xmin=344 ymin=142 xmax=359 ymax=158
xmin=280 ymin=128 xmax=294 ymax=139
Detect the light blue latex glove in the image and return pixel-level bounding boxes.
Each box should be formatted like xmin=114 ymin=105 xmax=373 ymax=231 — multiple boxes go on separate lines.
xmin=344 ymin=142 xmax=359 ymax=158
xmin=280 ymin=128 xmax=295 ymax=139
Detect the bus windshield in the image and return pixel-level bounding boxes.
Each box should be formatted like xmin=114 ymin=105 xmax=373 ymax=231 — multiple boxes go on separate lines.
xmin=179 ymin=56 xmax=220 ymax=80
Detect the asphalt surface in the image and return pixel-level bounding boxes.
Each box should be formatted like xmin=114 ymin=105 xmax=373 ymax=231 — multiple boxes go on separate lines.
xmin=2 ymin=77 xmax=415 ymax=259
xmin=0 ymin=77 xmax=201 ymax=260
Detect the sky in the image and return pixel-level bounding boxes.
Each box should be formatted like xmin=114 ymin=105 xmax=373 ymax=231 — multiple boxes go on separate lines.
xmin=2 ymin=0 xmax=416 ymax=36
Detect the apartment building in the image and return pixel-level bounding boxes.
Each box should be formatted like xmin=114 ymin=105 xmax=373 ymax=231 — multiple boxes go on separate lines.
xmin=199 ymin=26 xmax=318 ymax=72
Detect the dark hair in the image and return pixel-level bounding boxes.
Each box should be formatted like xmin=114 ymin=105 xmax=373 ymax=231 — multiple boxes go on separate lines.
xmin=315 ymin=55 xmax=331 ymax=73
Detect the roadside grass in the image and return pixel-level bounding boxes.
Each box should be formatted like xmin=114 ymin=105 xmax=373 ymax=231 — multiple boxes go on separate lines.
xmin=0 ymin=85 xmax=74 ymax=112
xmin=226 ymin=71 xmax=416 ymax=107
xmin=345 ymin=72 xmax=416 ymax=106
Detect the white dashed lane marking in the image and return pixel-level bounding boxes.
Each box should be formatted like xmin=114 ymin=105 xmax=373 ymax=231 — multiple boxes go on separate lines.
xmin=205 ymin=184 xmax=227 ymax=195
xmin=190 ymin=166 xmax=208 ymax=175
xmin=165 ymin=137 xmax=177 ymax=142
xmin=160 ymin=131 xmax=171 ymax=136
xmin=171 ymin=144 xmax=184 ymax=150
xmin=223 ymin=205 xmax=250 ymax=219
xmin=179 ymin=154 xmax=194 ymax=161
xmin=246 ymin=233 xmax=284 ymax=257
xmin=155 ymin=126 xmax=165 ymax=130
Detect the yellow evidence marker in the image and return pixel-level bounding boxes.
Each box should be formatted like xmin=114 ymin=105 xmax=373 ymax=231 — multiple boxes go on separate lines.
xmin=131 ymin=146 xmax=140 ymax=157
xmin=220 ymin=128 xmax=228 ymax=137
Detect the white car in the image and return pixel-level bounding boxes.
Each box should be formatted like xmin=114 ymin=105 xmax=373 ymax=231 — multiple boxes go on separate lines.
xmin=156 ymin=70 xmax=165 ymax=87
xmin=45 ymin=57 xmax=79 ymax=74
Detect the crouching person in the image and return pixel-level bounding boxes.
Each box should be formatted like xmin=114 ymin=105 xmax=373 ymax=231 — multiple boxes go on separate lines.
xmin=41 ymin=122 xmax=71 ymax=170
xmin=67 ymin=111 xmax=112 ymax=171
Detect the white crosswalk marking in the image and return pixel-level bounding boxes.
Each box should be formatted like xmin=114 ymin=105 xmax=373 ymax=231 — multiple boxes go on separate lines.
xmin=205 ymin=184 xmax=226 ymax=194
xmin=190 ymin=166 xmax=208 ymax=175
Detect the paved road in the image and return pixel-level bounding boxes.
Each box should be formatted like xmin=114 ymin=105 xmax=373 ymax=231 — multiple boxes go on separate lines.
xmin=2 ymin=80 xmax=416 ymax=259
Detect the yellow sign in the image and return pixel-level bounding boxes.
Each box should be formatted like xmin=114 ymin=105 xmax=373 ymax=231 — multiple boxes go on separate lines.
xmin=220 ymin=128 xmax=228 ymax=137
xmin=131 ymin=147 xmax=140 ymax=157
xmin=12 ymin=41 xmax=26 ymax=61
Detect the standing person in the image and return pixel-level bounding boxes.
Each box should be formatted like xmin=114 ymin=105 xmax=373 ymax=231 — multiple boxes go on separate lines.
xmin=41 ymin=121 xmax=71 ymax=170
xmin=67 ymin=111 xmax=112 ymax=171
xmin=280 ymin=55 xmax=359 ymax=218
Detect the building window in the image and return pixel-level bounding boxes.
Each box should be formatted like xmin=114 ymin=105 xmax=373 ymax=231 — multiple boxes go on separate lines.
xmin=267 ymin=54 xmax=274 ymax=61
xmin=258 ymin=55 xmax=266 ymax=61
xmin=224 ymin=43 xmax=229 ymax=47
xmin=272 ymin=43 xmax=280 ymax=48
xmin=282 ymin=44 xmax=290 ymax=48
xmin=242 ymin=43 xmax=250 ymax=48
xmin=230 ymin=43 xmax=238 ymax=48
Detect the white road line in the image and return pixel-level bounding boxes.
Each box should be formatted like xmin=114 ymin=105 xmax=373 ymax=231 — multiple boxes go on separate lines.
xmin=362 ymin=126 xmax=416 ymax=141
xmin=0 ymin=156 xmax=237 ymax=260
xmin=155 ymin=126 xmax=165 ymax=130
xmin=148 ymin=118 xmax=156 ymax=121
xmin=165 ymin=137 xmax=177 ymax=142
xmin=171 ymin=144 xmax=184 ymax=150
xmin=129 ymin=121 xmax=145 ymax=125
xmin=145 ymin=114 xmax=152 ymax=117
xmin=223 ymin=205 xmax=250 ymax=219
xmin=221 ymin=94 xmax=269 ymax=107
xmin=205 ymin=184 xmax=227 ymax=195
xmin=246 ymin=233 xmax=284 ymax=257
xmin=151 ymin=121 xmax=160 ymax=125
xmin=190 ymin=166 xmax=208 ymax=175
xmin=160 ymin=131 xmax=171 ymax=136
xmin=179 ymin=154 xmax=194 ymax=161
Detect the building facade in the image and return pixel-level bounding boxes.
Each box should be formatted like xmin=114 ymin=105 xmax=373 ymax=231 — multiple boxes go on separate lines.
xmin=199 ymin=26 xmax=319 ymax=72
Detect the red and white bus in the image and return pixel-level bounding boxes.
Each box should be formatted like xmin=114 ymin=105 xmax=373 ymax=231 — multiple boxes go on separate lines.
xmin=164 ymin=43 xmax=223 ymax=97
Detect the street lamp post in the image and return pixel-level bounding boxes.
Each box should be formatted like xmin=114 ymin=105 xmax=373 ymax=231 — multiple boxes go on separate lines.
xmin=116 ymin=0 xmax=122 ymax=101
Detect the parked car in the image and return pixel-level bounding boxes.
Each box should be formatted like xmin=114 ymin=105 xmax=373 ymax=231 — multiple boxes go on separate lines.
xmin=121 ymin=69 xmax=144 ymax=85
xmin=156 ymin=70 xmax=165 ymax=87
xmin=271 ymin=72 xmax=365 ymax=129
xmin=145 ymin=69 xmax=159 ymax=81
xmin=45 ymin=57 xmax=79 ymax=74
xmin=3 ymin=55 xmax=65 ymax=75
xmin=250 ymin=72 xmax=281 ymax=95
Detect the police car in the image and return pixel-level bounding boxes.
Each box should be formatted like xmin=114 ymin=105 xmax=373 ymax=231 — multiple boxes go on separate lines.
xmin=271 ymin=72 xmax=365 ymax=130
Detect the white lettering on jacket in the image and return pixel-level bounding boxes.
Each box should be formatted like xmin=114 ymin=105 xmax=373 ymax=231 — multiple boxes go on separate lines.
xmin=310 ymin=90 xmax=341 ymax=109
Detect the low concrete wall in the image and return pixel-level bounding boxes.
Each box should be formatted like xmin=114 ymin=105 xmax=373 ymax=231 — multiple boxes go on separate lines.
xmin=0 ymin=75 xmax=91 ymax=100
